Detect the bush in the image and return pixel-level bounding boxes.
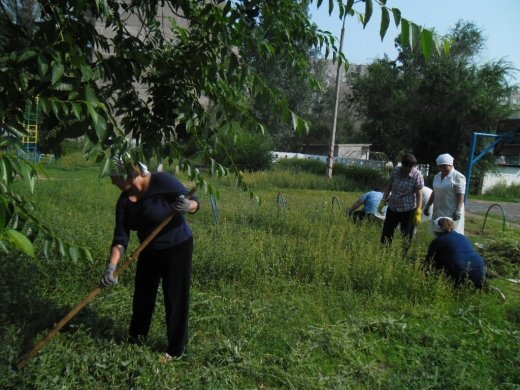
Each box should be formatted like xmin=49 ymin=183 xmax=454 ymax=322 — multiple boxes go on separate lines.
xmin=215 ymin=131 xmax=274 ymax=172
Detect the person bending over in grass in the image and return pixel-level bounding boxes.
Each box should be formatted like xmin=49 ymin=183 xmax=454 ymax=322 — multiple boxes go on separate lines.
xmin=101 ymin=157 xmax=200 ymax=361
xmin=426 ymin=217 xmax=486 ymax=288
xmin=347 ymin=188 xmax=385 ymax=223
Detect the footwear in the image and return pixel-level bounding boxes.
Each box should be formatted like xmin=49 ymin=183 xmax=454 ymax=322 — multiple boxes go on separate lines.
xmin=158 ymin=352 xmax=174 ymax=363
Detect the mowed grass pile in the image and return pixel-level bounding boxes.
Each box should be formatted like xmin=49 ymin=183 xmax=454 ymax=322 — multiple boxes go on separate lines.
xmin=1 ymin=164 xmax=519 ymax=389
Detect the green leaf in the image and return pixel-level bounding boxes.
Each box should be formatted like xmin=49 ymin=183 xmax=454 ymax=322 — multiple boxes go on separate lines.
xmin=380 ymin=7 xmax=390 ymax=41
xmin=43 ymin=237 xmax=52 ymax=259
xmin=51 ymin=62 xmax=65 ymax=85
xmin=432 ymin=33 xmax=442 ymax=55
xmin=72 ymin=103 xmax=83 ymax=119
xmin=410 ymin=23 xmax=421 ymax=49
xmin=363 ymin=0 xmax=373 ymax=28
xmin=87 ymin=102 xmax=99 ymax=125
xmin=93 ymin=112 xmax=107 ymax=142
xmin=38 ymin=55 xmax=49 ymax=77
xmin=443 ymin=38 xmax=451 ymax=55
xmin=420 ymin=28 xmax=433 ymax=59
xmin=68 ymin=246 xmax=80 ymax=262
xmin=85 ymin=86 xmax=98 ymax=106
xmin=81 ymin=247 xmax=94 ymax=263
xmin=100 ymin=156 xmax=112 ymax=177
xmin=401 ymin=19 xmax=410 ymax=47
xmin=391 ymin=8 xmax=401 ymax=27
xmin=57 ymin=239 xmax=66 ymax=257
xmin=21 ymin=162 xmax=36 ymax=193
xmin=0 ymin=156 xmax=11 ymax=185
xmin=6 ymin=229 xmax=35 ymax=258
xmin=38 ymin=97 xmax=49 ymax=114
xmin=52 ymin=82 xmax=74 ymax=91
xmin=328 ymin=0 xmax=334 ymax=15
xmin=50 ymin=100 xmax=60 ymax=117
xmin=18 ymin=49 xmax=37 ymax=63
xmin=345 ymin=0 xmax=355 ymax=14
xmin=297 ymin=117 xmax=310 ymax=135
xmin=80 ymin=65 xmax=93 ymax=82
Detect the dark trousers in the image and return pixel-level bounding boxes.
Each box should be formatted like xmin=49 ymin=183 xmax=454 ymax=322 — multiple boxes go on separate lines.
xmin=380 ymin=208 xmax=415 ymax=244
xmin=129 ymin=237 xmax=193 ymax=357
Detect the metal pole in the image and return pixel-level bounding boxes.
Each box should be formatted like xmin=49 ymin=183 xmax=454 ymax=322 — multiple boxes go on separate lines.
xmin=326 ymin=15 xmax=346 ymax=179
xmin=465 ymin=132 xmax=478 ymax=202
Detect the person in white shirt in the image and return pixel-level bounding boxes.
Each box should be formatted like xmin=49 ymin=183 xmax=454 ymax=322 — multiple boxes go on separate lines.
xmin=424 ymin=153 xmax=466 ymax=235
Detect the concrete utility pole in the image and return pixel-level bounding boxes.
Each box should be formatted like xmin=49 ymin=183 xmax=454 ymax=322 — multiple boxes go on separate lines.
xmin=326 ymin=14 xmax=346 ymax=179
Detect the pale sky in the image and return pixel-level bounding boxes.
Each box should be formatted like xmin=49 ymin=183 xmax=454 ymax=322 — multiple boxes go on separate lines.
xmin=310 ymin=0 xmax=519 ymax=81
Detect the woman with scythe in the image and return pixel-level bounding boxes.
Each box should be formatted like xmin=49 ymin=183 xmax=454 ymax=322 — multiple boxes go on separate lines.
xmin=101 ymin=157 xmax=199 ymax=360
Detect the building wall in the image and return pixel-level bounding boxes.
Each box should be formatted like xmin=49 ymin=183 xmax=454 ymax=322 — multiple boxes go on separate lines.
xmin=336 ymin=144 xmax=371 ymax=160
xmin=301 ymin=143 xmax=371 ymax=160
xmin=480 ymin=166 xmax=520 ymax=193
xmin=271 ymin=151 xmax=392 ymax=170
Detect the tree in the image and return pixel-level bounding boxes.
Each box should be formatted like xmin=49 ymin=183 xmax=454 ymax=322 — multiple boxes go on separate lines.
xmin=349 ymin=20 xmax=516 ymax=165
xmin=0 ymin=0 xmax=444 ymax=258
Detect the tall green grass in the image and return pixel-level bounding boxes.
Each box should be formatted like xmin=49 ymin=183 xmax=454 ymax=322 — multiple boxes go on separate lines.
xmin=478 ymin=182 xmax=520 ymax=203
xmin=1 ymin=166 xmax=518 ymax=388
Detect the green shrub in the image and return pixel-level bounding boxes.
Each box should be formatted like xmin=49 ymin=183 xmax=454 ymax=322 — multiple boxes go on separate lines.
xmin=61 ymin=137 xmax=87 ymax=155
xmin=215 ymin=131 xmax=274 ymax=172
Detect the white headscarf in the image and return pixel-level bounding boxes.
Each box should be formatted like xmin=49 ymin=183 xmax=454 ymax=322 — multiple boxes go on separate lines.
xmin=436 ymin=153 xmax=454 ymax=166
xmin=433 ymin=216 xmax=454 ymax=233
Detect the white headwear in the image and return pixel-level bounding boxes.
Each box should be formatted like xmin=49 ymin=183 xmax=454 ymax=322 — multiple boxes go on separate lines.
xmin=436 ymin=153 xmax=454 ymax=166
xmin=433 ymin=216 xmax=454 ymax=233
xmin=110 ymin=157 xmax=149 ymax=177
xmin=136 ymin=162 xmax=149 ymax=176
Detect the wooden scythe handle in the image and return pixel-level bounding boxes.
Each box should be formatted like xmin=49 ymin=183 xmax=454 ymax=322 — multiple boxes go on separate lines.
xmin=16 ymin=188 xmax=196 ymax=370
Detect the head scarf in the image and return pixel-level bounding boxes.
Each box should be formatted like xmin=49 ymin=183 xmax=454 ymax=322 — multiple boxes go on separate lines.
xmin=110 ymin=157 xmax=149 ymax=177
xmin=436 ymin=153 xmax=454 ymax=166
xmin=433 ymin=216 xmax=454 ymax=233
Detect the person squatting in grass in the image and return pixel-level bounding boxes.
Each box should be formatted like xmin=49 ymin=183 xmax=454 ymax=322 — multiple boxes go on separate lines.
xmin=101 ymin=158 xmax=200 ymax=360
xmin=423 ymin=153 xmax=466 ymax=235
xmin=347 ymin=188 xmax=385 ymax=223
xmin=379 ymin=153 xmax=424 ymax=244
xmin=425 ymin=217 xmax=486 ymax=288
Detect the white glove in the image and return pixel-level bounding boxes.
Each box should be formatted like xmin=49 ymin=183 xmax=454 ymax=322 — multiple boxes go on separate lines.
xmin=173 ymin=195 xmax=191 ymax=214
xmin=101 ymin=263 xmax=118 ymax=287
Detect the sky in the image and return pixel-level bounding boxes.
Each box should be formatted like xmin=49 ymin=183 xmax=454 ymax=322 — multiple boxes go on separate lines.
xmin=310 ymin=0 xmax=519 ymax=80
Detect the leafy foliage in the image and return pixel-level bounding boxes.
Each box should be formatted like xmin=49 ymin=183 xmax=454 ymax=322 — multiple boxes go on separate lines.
xmin=349 ymin=21 xmax=516 ymax=165
xmin=214 ymin=128 xmax=274 ymax=172
xmin=0 ymin=0 xmax=445 ymax=258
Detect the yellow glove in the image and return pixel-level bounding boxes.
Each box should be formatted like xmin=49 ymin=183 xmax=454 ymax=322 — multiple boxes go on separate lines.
xmin=414 ymin=207 xmax=422 ymax=224
xmin=378 ymin=200 xmax=387 ymax=214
